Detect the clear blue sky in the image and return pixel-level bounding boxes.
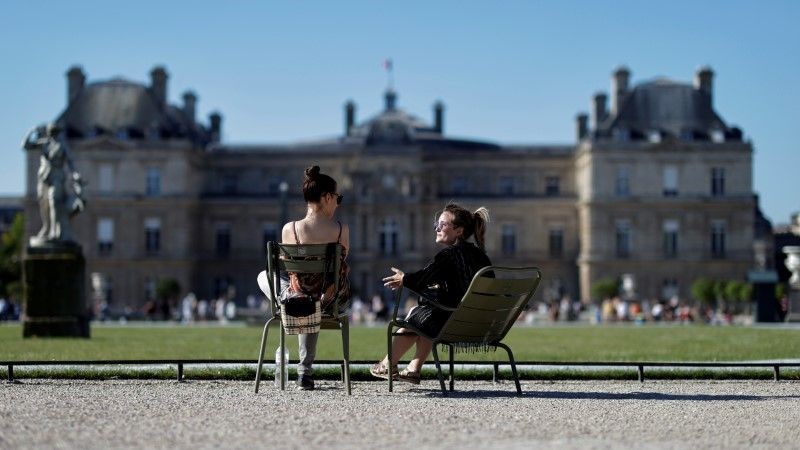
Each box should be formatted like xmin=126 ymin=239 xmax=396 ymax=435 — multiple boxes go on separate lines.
xmin=1 ymin=1 xmax=798 ymax=224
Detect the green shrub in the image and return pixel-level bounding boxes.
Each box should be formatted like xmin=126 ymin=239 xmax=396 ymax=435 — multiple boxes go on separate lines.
xmin=691 ymin=278 xmax=716 ymax=306
xmin=591 ymin=278 xmax=618 ymax=300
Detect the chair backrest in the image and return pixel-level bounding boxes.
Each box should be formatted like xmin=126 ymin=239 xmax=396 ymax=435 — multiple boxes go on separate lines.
xmin=265 ymin=241 xmax=344 ymax=316
xmin=436 ymin=266 xmax=542 ymax=344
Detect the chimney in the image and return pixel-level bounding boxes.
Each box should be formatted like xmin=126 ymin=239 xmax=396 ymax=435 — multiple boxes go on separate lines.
xmin=209 ymin=112 xmax=222 ymax=143
xmin=384 ymin=88 xmax=397 ymax=111
xmin=66 ymin=65 xmax=85 ymax=104
xmin=694 ymin=66 xmax=714 ymax=103
xmin=433 ymin=101 xmax=445 ymax=134
xmin=575 ymin=113 xmax=588 ymax=141
xmin=611 ymin=66 xmax=630 ymax=114
xmin=150 ymin=66 xmax=168 ymax=107
xmin=344 ymin=100 xmax=355 ymax=136
xmin=182 ymin=91 xmax=197 ymax=123
xmin=592 ymin=92 xmax=608 ymax=130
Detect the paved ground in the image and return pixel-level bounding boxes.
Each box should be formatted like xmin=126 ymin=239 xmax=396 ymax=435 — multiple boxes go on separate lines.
xmin=2 ymin=379 xmax=798 ymax=449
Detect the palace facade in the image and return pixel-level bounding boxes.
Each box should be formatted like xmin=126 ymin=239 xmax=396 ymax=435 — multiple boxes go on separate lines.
xmin=23 ymin=65 xmax=758 ymax=311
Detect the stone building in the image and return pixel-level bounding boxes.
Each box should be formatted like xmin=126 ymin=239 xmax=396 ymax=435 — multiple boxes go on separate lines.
xmin=575 ymin=66 xmax=755 ymax=301
xmin=22 ymin=65 xmax=759 ymax=313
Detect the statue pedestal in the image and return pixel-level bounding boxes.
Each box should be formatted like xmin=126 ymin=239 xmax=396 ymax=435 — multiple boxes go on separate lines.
xmin=22 ymin=244 xmax=89 ymax=338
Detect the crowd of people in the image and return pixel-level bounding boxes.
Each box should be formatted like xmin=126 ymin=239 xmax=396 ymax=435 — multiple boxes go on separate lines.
xmin=0 ymin=297 xmax=20 ymax=321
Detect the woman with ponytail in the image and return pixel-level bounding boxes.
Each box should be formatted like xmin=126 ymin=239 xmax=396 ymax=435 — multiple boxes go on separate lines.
xmin=371 ymin=203 xmax=492 ymax=384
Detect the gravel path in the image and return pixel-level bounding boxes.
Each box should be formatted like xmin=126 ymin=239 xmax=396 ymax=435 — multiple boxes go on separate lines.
xmin=2 ymin=379 xmax=798 ymax=449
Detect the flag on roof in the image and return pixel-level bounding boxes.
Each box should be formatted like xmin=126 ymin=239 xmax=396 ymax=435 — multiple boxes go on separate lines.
xmin=382 ymin=58 xmax=393 ymax=72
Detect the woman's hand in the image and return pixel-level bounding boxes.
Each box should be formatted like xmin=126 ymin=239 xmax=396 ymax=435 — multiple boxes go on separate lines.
xmin=382 ymin=267 xmax=404 ymax=290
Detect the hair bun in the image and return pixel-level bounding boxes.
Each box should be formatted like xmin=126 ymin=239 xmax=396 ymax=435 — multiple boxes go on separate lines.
xmin=305 ymin=165 xmax=321 ymax=180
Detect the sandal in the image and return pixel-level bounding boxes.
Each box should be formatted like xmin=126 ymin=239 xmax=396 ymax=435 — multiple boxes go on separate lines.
xmin=398 ymin=369 xmax=421 ymax=385
xmin=370 ymin=362 xmax=398 ymax=380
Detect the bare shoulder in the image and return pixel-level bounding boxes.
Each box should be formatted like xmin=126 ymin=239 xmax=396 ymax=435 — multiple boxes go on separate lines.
xmin=281 ymin=222 xmax=296 ymax=244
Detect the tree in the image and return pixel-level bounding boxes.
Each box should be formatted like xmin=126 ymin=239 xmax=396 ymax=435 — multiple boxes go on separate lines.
xmin=723 ymin=280 xmax=745 ymax=314
xmin=723 ymin=281 xmax=741 ymax=302
xmin=776 ymin=283 xmax=787 ymax=300
xmin=154 ymin=277 xmax=181 ymax=321
xmin=0 ymin=213 xmax=24 ymax=300
xmin=738 ymin=282 xmax=754 ymax=315
xmin=591 ymin=278 xmax=618 ymax=301
xmin=691 ymin=278 xmax=716 ymax=307
xmin=156 ymin=278 xmax=181 ymax=302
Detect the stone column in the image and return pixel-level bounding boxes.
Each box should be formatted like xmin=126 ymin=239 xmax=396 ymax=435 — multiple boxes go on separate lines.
xmin=22 ymin=244 xmax=89 ymax=337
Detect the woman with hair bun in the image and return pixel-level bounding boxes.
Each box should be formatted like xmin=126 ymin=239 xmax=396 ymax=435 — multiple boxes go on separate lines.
xmin=371 ymin=203 xmax=492 ymax=384
xmin=260 ymin=165 xmax=350 ymax=390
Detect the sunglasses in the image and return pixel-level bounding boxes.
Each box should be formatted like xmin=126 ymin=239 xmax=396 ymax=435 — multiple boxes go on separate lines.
xmin=332 ymin=193 xmax=343 ymax=205
xmin=433 ymin=221 xmax=453 ymax=232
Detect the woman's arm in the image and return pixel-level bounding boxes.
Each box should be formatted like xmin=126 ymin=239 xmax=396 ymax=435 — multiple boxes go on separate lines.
xmin=394 ymin=249 xmax=451 ymax=293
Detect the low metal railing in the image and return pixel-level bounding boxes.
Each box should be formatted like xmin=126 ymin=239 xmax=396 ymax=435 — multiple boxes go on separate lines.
xmin=3 ymin=359 xmax=799 ymax=383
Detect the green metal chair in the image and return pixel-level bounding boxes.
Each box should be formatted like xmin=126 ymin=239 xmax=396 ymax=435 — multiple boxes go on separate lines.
xmin=254 ymin=241 xmax=351 ymax=394
xmin=387 ymin=266 xmax=542 ymax=396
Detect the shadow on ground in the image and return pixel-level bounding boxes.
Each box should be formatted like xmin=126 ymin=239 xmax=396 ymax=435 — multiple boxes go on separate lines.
xmin=419 ymin=388 xmax=800 ymax=401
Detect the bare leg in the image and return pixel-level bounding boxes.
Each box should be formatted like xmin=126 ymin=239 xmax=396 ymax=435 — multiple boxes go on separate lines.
xmin=406 ymin=337 xmax=432 ymax=372
xmin=380 ymin=328 xmax=418 ymax=366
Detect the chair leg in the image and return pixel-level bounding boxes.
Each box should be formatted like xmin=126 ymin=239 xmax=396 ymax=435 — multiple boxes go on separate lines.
xmin=448 ymin=344 xmax=455 ymax=392
xmin=254 ymin=317 xmax=276 ymax=393
xmin=279 ymin=323 xmax=286 ymax=391
xmin=431 ymin=344 xmax=447 ymax=396
xmin=497 ymin=343 xmax=522 ymax=395
xmin=340 ymin=317 xmax=351 ymax=395
xmin=387 ymin=323 xmax=394 ymax=392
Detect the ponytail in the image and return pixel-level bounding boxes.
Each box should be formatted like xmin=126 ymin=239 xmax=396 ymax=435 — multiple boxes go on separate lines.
xmin=472 ymin=206 xmax=490 ymax=251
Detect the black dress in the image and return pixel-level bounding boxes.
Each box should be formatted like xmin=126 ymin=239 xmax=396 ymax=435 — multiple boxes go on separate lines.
xmin=402 ymin=240 xmax=492 ymax=336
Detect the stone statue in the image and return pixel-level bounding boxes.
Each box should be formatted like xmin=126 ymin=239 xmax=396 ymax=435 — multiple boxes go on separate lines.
xmin=23 ymin=123 xmax=86 ymax=247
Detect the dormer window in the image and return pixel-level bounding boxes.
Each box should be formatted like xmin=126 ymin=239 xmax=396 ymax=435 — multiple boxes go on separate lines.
xmin=613 ymin=127 xmax=630 ymax=142
xmin=367 ymin=120 xmax=411 ymax=145
xmin=679 ymin=129 xmax=694 ymax=141
xmin=710 ymin=129 xmax=725 ymax=143
xmin=647 ymin=130 xmax=662 ymax=143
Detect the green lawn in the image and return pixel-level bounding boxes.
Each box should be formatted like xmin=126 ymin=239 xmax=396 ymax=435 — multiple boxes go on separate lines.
xmin=2 ymin=323 xmax=800 ymax=362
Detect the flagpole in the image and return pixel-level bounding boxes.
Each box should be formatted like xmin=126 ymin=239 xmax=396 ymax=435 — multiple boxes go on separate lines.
xmin=384 ymin=58 xmax=394 ymax=89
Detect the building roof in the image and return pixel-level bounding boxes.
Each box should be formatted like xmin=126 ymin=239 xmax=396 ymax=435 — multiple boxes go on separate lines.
xmin=57 ymin=72 xmax=213 ymax=147
xmin=593 ymin=69 xmax=743 ymax=142
xmin=607 ymin=78 xmax=725 ymax=137
xmin=213 ymin=89 xmax=502 ymax=154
